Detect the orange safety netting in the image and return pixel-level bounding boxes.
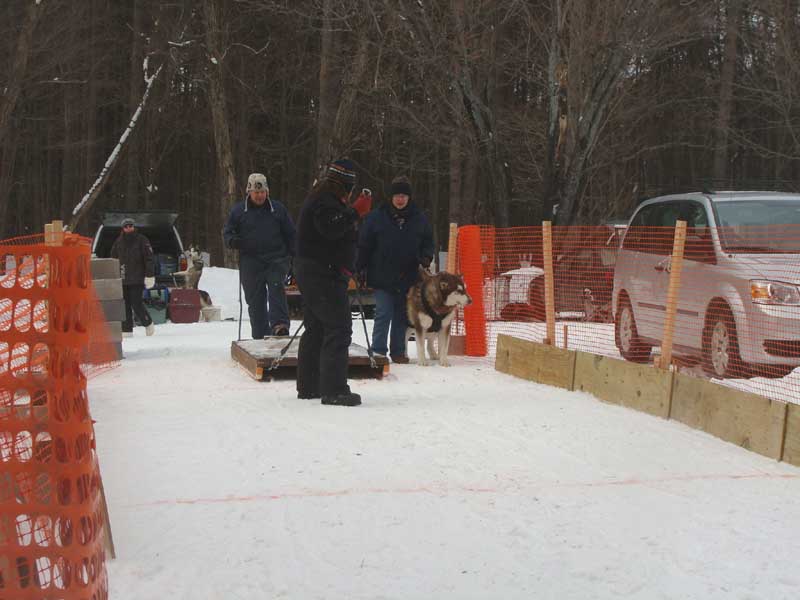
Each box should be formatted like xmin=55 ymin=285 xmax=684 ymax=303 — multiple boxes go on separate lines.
xmin=456 ymin=224 xmax=800 ymax=406
xmin=1 ymin=234 xmax=117 ymax=598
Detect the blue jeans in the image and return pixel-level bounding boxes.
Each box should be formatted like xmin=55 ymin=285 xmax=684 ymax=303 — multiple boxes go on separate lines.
xmin=241 ymin=256 xmax=290 ymax=339
xmin=373 ymin=289 xmax=409 ymax=357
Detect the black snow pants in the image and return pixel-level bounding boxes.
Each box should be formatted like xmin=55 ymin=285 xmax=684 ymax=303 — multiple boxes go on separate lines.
xmin=122 ymin=283 xmax=152 ymax=332
xmin=293 ymin=257 xmax=353 ymax=397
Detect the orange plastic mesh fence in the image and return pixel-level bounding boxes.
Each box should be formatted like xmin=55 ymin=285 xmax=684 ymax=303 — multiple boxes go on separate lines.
xmin=1 ymin=234 xmax=115 ymax=598
xmin=456 ymin=224 xmax=800 ymax=405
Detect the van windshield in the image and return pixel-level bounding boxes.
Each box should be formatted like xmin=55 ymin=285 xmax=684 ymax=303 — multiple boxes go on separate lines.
xmin=714 ymin=199 xmax=800 ymax=253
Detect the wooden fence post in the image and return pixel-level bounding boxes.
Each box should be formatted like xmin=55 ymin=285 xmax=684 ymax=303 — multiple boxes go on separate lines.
xmin=542 ymin=221 xmax=556 ymax=345
xmin=447 ymin=222 xmax=458 ymax=273
xmin=658 ymin=220 xmax=687 ymax=369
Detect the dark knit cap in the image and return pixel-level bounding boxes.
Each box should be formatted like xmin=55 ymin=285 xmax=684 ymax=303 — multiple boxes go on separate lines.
xmin=389 ymin=175 xmax=412 ymax=198
xmin=324 ymin=159 xmax=357 ymax=192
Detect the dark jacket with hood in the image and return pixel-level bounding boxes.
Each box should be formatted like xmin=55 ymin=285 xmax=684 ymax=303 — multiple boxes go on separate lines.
xmin=110 ymin=231 xmax=155 ymax=285
xmin=296 ymin=186 xmax=359 ymax=273
xmin=357 ymin=200 xmax=434 ymax=292
xmin=223 ymin=196 xmax=296 ymax=272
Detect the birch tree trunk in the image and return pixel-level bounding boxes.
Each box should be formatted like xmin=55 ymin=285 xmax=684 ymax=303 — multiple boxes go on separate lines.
xmin=69 ymin=63 xmax=164 ymax=232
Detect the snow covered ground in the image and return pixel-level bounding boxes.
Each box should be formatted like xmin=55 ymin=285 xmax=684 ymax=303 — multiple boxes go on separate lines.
xmin=88 ymin=269 xmax=800 ymax=599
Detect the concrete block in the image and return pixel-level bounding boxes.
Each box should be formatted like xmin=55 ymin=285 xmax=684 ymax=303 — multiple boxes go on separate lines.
xmin=91 ymin=278 xmax=123 ymax=301
xmin=91 ymin=258 xmax=121 ymax=280
xmin=99 ymin=298 xmax=125 ymax=322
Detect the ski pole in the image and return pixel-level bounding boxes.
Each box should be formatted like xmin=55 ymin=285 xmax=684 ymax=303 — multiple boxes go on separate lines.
xmin=237 ymin=258 xmax=243 ymax=341
xmin=268 ymin=320 xmax=305 ymax=371
xmin=351 ymin=277 xmax=377 ymax=369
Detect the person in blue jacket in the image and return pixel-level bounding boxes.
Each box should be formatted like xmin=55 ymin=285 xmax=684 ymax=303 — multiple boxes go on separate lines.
xmin=357 ymin=175 xmax=434 ymax=363
xmin=223 ymin=173 xmax=295 ymax=338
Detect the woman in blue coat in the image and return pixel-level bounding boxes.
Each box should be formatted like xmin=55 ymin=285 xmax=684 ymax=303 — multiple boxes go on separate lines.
xmin=357 ymin=176 xmax=434 ymax=363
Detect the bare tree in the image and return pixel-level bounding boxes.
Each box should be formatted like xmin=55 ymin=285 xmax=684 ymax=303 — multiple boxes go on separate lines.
xmin=202 ymin=0 xmax=238 ymax=267
xmin=713 ymin=0 xmax=744 ymax=181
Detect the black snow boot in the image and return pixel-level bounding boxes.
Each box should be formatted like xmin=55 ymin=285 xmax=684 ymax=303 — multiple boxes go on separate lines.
xmin=321 ymin=392 xmax=362 ymax=406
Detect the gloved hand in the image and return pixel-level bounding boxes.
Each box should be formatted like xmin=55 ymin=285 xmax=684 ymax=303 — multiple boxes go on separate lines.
xmin=420 ymin=255 xmax=433 ymax=269
xmin=351 ymin=189 xmax=372 ymax=218
xmin=144 ymin=277 xmax=155 ymax=289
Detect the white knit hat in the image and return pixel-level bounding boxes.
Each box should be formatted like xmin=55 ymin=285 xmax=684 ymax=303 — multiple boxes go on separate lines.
xmin=246 ymin=173 xmax=268 ymax=192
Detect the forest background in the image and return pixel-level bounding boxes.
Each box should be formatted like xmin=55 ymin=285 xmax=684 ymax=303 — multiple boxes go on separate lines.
xmin=1 ymin=0 xmax=798 ymax=264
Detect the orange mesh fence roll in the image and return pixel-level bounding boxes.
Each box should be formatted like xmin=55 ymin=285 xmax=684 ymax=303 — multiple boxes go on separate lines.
xmin=1 ymin=234 xmax=115 ymax=599
xmin=462 ymin=224 xmax=800 ymax=406
xmin=457 ymin=226 xmax=487 ymax=356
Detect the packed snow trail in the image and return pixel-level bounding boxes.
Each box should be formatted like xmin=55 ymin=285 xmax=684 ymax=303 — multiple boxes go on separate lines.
xmin=88 ymin=319 xmax=800 ymax=600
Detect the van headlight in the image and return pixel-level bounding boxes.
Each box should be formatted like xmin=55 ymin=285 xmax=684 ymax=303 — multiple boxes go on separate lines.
xmin=750 ymin=280 xmax=800 ymax=305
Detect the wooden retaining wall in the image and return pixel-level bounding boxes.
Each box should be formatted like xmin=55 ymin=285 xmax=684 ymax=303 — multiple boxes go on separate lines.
xmin=495 ymin=334 xmax=797 ymax=465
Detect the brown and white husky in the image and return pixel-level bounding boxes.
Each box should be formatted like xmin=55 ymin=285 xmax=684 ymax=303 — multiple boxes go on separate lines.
xmin=406 ymin=267 xmax=472 ymax=366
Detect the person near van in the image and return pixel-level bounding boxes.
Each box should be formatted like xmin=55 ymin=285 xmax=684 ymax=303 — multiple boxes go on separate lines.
xmin=223 ymin=173 xmax=296 ymax=338
xmin=357 ymin=175 xmax=434 ymax=363
xmin=294 ymin=159 xmax=372 ymax=406
xmin=111 ymin=217 xmax=156 ymax=337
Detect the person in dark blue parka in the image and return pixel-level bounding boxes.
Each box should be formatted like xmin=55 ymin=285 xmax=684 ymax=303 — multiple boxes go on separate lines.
xmin=357 ymin=175 xmax=434 ymax=362
xmin=223 ymin=173 xmax=296 ymax=339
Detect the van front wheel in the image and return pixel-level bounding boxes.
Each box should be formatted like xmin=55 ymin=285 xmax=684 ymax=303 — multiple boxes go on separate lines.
xmin=615 ymin=297 xmax=651 ymax=363
xmin=703 ymin=309 xmax=747 ymax=379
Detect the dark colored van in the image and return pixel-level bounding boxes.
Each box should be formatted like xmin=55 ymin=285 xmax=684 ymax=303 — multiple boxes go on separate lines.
xmin=91 ymin=210 xmax=187 ymax=286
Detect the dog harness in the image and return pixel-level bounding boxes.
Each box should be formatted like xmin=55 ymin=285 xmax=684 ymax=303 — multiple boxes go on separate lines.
xmin=420 ymin=290 xmax=447 ymax=333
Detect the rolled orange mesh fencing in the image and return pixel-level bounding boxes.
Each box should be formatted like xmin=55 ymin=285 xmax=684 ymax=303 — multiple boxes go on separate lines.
xmin=1 ymin=233 xmax=117 ymax=599
xmin=456 ymin=224 xmax=800 ymax=406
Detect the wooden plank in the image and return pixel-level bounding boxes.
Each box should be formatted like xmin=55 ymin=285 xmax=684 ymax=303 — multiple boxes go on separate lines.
xmin=231 ymin=339 xmax=388 ymax=381
xmin=783 ymin=404 xmax=800 ymax=466
xmin=671 ymin=373 xmax=787 ymax=460
xmin=573 ymin=352 xmax=672 ymax=418
xmin=99 ymin=480 xmax=116 ymax=559
xmin=658 ymin=220 xmax=687 ymax=369
xmin=44 ymin=223 xmax=55 ymax=246
xmin=542 ymin=221 xmax=556 ymax=345
xmin=52 ymin=220 xmax=64 ymax=245
xmin=495 ymin=334 xmax=575 ymax=390
xmin=448 ymin=334 xmax=466 ymax=356
xmin=231 ymin=341 xmax=264 ymax=380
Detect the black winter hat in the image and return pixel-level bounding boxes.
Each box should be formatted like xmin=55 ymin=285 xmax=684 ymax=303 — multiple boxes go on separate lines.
xmin=324 ymin=159 xmax=357 ymax=193
xmin=389 ymin=175 xmax=412 ymax=198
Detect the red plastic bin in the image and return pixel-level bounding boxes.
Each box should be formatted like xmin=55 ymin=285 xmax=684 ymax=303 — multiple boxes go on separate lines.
xmin=168 ymin=288 xmax=201 ymax=323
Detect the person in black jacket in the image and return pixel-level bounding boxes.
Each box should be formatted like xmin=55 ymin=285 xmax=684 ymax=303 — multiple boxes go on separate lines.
xmin=294 ymin=159 xmax=372 ymax=407
xmin=223 ymin=173 xmax=296 ymax=339
xmin=357 ymin=175 xmax=434 ymax=363
xmin=110 ymin=217 xmax=156 ymax=337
